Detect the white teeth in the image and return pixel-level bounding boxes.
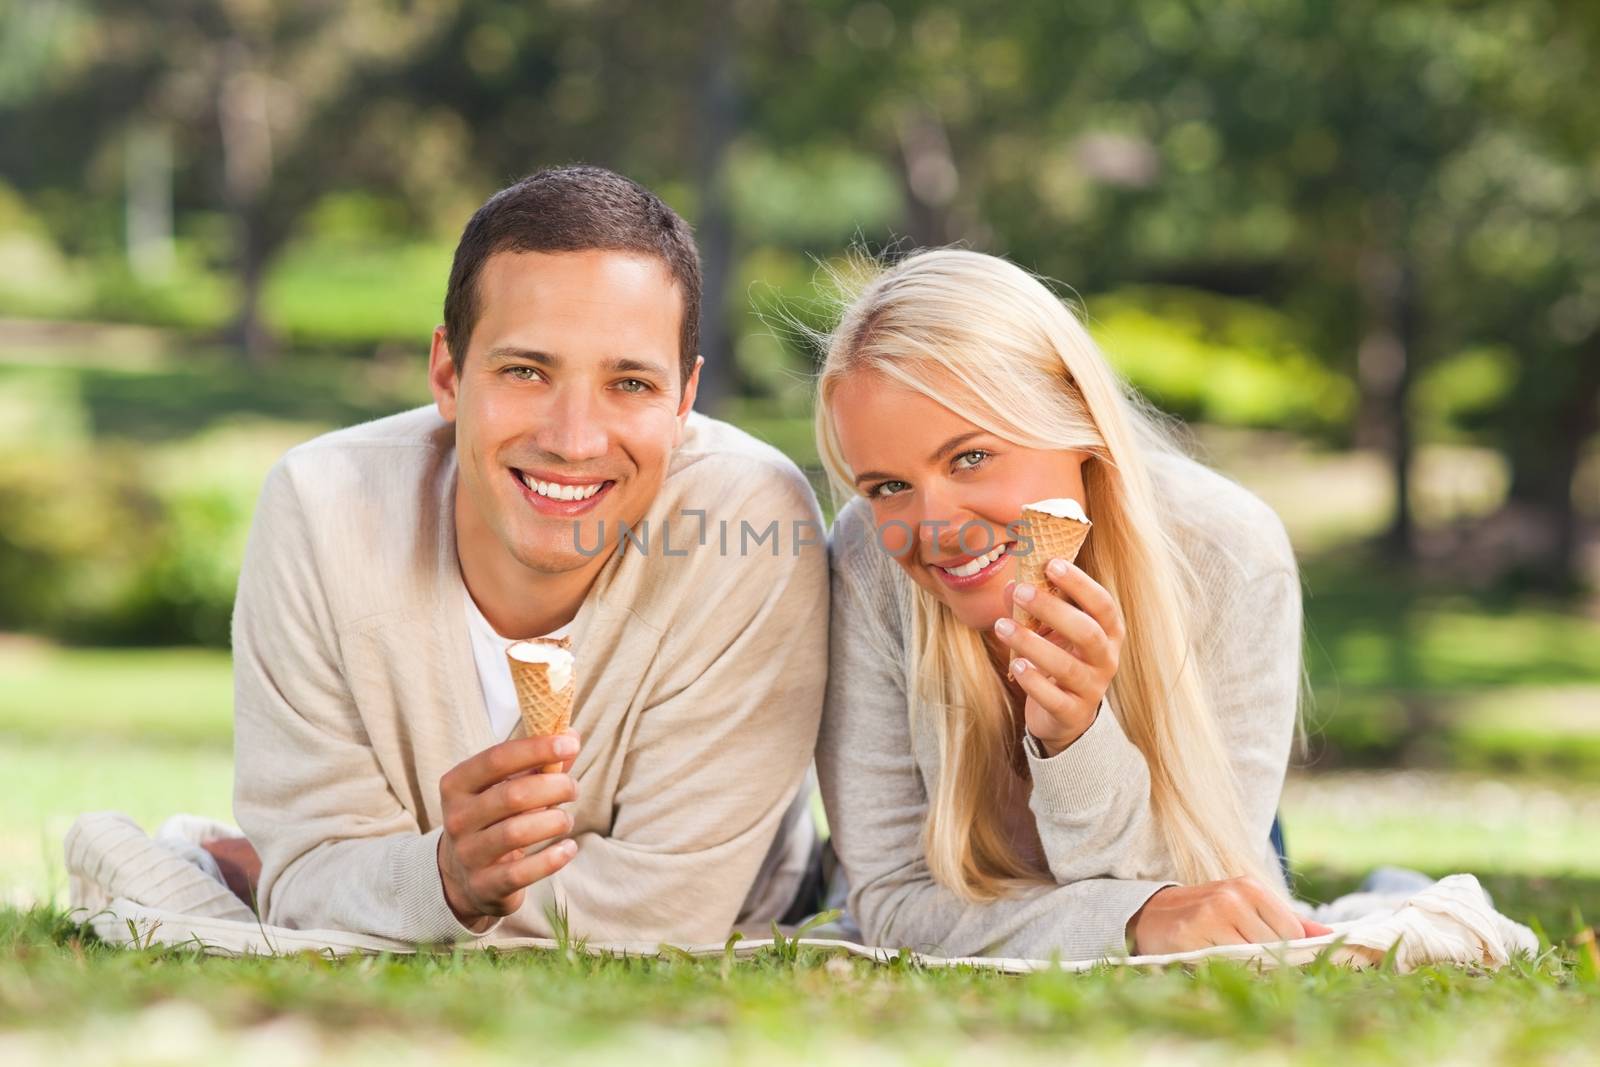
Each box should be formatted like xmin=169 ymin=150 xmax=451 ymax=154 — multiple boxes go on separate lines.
xmin=519 ymin=472 xmax=604 ymax=501
xmin=938 ymin=543 xmax=1009 ymax=578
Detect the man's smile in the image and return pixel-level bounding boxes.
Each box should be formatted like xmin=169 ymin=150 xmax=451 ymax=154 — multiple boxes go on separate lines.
xmin=510 ymin=467 xmax=616 ymax=515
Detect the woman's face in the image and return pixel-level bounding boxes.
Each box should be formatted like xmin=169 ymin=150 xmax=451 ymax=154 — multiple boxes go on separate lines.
xmin=830 ymin=370 xmax=1089 ymax=631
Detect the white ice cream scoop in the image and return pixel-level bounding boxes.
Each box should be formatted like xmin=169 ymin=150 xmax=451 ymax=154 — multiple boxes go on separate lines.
xmin=507 ymin=639 xmax=574 ymax=693
xmin=1022 ymin=497 xmax=1091 ymax=523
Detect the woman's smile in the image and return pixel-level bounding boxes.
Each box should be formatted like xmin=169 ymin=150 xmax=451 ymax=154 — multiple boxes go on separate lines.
xmin=928 ymin=540 xmax=1014 ymax=588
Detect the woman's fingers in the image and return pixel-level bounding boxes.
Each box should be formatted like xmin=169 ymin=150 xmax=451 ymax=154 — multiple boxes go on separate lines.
xmin=1001 ymin=620 xmax=1094 ymax=695
xmin=1227 ymin=911 xmax=1285 ymax=947
xmin=1011 ymin=659 xmax=1088 ymax=716
xmin=1043 ymin=559 xmax=1125 ymax=641
xmin=1011 ymin=582 xmax=1116 ymax=671
xmin=1242 ymin=880 xmax=1313 ymax=943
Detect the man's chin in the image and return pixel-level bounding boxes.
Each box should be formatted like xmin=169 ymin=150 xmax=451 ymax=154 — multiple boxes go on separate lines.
xmin=511 ymin=545 xmax=604 ymax=575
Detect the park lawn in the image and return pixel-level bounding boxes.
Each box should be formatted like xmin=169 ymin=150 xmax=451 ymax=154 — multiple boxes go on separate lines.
xmin=1 ymin=653 xmax=1597 ymax=1066
xmin=0 ymin=900 xmax=1596 ymax=1066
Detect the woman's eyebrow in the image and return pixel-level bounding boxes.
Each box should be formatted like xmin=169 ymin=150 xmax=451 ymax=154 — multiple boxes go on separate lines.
xmin=853 ymin=431 xmax=989 ymax=487
xmin=928 ymin=431 xmax=986 ymax=462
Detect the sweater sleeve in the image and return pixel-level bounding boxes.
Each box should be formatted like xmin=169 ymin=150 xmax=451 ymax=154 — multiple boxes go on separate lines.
xmin=1021 ymin=695 xmax=1169 ymax=883
xmin=816 ymin=506 xmax=1174 ymax=961
xmin=232 ymin=459 xmax=487 ymax=942
xmin=1197 ymin=523 xmax=1303 ymax=862
xmin=521 ymin=468 xmax=829 ymax=944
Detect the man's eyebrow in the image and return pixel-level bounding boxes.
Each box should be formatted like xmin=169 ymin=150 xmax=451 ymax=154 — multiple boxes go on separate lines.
xmin=483 ymin=348 xmax=669 ymax=380
xmin=485 ymin=346 xmax=558 ymax=367
xmin=605 ymin=357 xmax=670 ymax=378
xmin=853 ymin=432 xmax=990 ymax=488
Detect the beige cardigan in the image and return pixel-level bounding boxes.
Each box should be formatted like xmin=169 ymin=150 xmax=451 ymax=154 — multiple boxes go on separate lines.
xmin=231 ymin=406 xmax=828 ymax=944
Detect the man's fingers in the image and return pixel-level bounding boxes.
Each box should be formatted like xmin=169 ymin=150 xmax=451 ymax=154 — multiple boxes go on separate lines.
xmin=486 ymin=807 xmax=574 ymax=863
xmin=477 ymin=839 xmax=579 ymax=901
xmin=474 ymin=772 xmax=578 ymax=834
xmin=448 ymin=733 xmax=582 ymax=796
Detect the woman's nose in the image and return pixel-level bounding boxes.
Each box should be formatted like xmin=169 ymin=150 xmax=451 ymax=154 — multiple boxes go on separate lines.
xmin=916 ymin=484 xmax=979 ymax=557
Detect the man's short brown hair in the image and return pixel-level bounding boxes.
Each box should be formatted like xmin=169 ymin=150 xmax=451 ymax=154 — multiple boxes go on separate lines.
xmin=443 ymin=165 xmax=701 ymax=385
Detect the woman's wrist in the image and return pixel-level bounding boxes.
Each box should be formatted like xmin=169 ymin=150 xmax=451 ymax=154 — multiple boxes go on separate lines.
xmin=1027 ymin=699 xmax=1101 ymax=758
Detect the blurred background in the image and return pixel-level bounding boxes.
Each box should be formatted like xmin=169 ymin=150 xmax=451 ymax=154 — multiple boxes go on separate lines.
xmin=0 ymin=0 xmax=1595 ymax=927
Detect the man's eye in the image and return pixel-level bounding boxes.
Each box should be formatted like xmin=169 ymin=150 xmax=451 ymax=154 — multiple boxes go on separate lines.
xmin=616 ymin=379 xmax=652 ymax=393
xmin=505 ymin=366 xmax=540 ymax=381
xmin=954 ymin=449 xmax=990 ymax=470
xmin=871 ymin=480 xmax=909 ymax=499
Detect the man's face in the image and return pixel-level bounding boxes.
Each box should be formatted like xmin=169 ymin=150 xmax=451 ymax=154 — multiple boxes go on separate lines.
xmin=429 ymin=249 xmax=699 ymax=576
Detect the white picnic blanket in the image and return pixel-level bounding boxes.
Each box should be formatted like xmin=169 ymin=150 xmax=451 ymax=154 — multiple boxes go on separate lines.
xmin=64 ymin=811 xmax=1539 ymax=973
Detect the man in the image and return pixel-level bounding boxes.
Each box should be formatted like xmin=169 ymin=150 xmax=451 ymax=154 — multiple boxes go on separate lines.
xmin=225 ymin=165 xmax=828 ymax=942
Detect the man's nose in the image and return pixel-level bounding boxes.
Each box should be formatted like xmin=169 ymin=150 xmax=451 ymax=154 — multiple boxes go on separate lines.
xmin=536 ymin=385 xmax=610 ymax=463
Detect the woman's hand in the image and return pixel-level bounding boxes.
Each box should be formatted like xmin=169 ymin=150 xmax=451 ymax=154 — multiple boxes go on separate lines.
xmin=993 ymin=558 xmax=1124 ymax=756
xmin=1128 ymin=878 xmax=1335 ymax=955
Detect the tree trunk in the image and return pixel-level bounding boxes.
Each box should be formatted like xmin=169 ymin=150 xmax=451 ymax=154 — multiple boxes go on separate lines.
xmin=1503 ymin=341 xmax=1600 ymax=589
xmin=218 ymin=39 xmax=277 ymax=363
xmin=1355 ymin=248 xmax=1418 ymax=560
xmin=691 ymin=0 xmax=739 ymax=416
xmin=125 ymin=122 xmax=174 ymax=282
xmin=894 ymin=106 xmax=958 ymax=248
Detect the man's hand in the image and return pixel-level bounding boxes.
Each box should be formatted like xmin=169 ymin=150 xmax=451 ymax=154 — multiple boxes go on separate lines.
xmin=201 ymin=836 xmax=262 ymax=907
xmin=1128 ymin=877 xmax=1334 ymax=955
xmin=436 ymin=731 xmax=582 ymax=930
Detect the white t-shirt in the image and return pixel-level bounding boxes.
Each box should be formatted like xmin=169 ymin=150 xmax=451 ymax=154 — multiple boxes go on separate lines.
xmin=462 ymin=587 xmax=574 ymax=741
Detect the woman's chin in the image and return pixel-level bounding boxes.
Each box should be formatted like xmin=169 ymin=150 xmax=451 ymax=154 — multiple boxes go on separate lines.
xmin=945 ymin=594 xmax=1005 ymax=632
xmin=904 ymin=567 xmax=1005 ymax=629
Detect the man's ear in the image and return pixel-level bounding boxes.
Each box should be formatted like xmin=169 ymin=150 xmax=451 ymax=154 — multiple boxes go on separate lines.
xmin=428 ymin=326 xmax=460 ymax=421
xmin=674 ymin=355 xmax=703 ymax=445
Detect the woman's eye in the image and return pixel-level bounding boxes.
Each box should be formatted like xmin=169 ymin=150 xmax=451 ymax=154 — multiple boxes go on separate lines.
xmin=954 ymin=449 xmax=990 ymax=469
xmin=871 ymin=480 xmax=910 ymax=499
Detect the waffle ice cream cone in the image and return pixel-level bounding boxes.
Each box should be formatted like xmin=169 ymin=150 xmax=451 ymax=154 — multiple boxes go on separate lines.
xmin=506 ymin=637 xmax=575 ymax=773
xmin=1012 ymin=498 xmax=1092 ymax=635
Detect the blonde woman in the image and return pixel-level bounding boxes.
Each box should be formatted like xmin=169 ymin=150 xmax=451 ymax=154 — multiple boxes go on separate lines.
xmin=814 ymin=249 xmax=1333 ymax=959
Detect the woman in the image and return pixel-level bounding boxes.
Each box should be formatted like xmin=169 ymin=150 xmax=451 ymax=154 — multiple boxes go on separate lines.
xmin=814 ymin=249 xmax=1332 ymax=960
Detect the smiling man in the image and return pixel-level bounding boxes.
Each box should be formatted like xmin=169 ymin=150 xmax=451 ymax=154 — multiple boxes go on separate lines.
xmin=228 ymin=166 xmax=828 ymax=943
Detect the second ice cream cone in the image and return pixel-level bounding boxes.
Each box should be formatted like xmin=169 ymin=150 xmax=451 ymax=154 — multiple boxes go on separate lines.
xmin=1012 ymin=498 xmax=1092 ymax=636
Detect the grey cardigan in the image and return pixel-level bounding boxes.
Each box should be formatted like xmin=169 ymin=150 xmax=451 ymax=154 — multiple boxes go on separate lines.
xmin=816 ymin=448 xmax=1302 ymax=960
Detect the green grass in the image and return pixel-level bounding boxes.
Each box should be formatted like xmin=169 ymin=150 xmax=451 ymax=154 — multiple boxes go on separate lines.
xmin=1299 ymin=548 xmax=1600 ymax=773
xmin=0 ymin=644 xmax=1595 ymax=1064
xmin=0 ymin=903 xmax=1595 ymax=1066
xmin=0 ymin=642 xmax=232 ymax=747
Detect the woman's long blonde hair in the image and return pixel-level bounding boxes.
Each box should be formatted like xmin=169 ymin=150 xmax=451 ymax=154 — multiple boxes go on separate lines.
xmin=814 ymin=249 xmax=1282 ymax=901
